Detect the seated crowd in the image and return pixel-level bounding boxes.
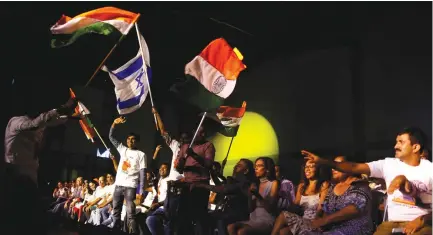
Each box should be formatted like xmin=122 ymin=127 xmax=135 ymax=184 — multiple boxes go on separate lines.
xmin=48 ymin=123 xmax=432 ymax=235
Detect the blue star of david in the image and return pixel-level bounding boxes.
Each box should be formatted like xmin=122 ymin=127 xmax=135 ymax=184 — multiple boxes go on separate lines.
xmin=135 ymin=69 xmax=145 ymax=89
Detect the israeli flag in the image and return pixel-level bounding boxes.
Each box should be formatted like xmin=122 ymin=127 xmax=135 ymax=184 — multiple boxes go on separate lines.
xmin=102 ymin=34 xmax=152 ymax=115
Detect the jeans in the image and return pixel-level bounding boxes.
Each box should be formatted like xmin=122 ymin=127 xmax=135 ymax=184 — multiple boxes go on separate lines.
xmin=100 ymin=204 xmax=111 ymax=222
xmin=112 ymin=185 xmax=137 ymax=233
xmin=146 ymin=207 xmax=166 ymax=235
xmin=51 ymin=201 xmax=67 ymax=215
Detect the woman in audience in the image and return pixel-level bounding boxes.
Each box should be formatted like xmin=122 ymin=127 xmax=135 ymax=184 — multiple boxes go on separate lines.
xmin=73 ymin=181 xmax=96 ymax=222
xmin=51 ymin=181 xmax=69 ymax=207
xmin=272 ymin=160 xmax=330 ymax=235
xmin=227 ymin=157 xmax=279 ymax=235
xmin=272 ymin=156 xmax=373 ymax=235
xmin=49 ymin=182 xmax=71 ymax=214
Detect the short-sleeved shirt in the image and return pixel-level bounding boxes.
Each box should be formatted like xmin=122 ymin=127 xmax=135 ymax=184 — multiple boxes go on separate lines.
xmin=114 ymin=143 xmax=146 ymax=188
xmin=367 ymin=157 xmax=432 ymax=221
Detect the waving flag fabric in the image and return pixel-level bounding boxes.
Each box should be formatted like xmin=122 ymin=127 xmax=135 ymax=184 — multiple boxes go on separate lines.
xmin=69 ymin=88 xmax=96 ymax=142
xmin=170 ymin=38 xmax=246 ymax=111
xmin=216 ymin=101 xmax=247 ymax=137
xmin=102 ymin=34 xmax=151 ymax=115
xmin=50 ymin=6 xmax=138 ymax=48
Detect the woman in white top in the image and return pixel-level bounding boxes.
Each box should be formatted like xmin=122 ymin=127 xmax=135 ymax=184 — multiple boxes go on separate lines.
xmin=271 ymin=161 xmax=330 ymax=235
xmin=49 ymin=182 xmax=69 ymax=209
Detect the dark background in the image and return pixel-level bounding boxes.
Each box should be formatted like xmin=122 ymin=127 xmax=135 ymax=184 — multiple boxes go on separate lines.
xmin=0 ymin=2 xmax=431 ymax=191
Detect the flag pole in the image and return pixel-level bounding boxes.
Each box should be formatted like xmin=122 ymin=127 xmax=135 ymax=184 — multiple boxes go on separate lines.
xmin=134 ymin=23 xmax=158 ymax=130
xmin=82 ymin=113 xmax=110 ymax=151
xmin=189 ymin=112 xmax=207 ymax=148
xmin=220 ymin=136 xmax=235 ymax=174
xmin=84 ymin=13 xmax=141 ymax=88
xmin=93 ymin=126 xmax=109 ymax=150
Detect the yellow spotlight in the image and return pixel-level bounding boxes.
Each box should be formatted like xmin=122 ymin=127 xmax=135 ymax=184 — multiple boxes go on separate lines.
xmin=210 ymin=111 xmax=279 ymax=176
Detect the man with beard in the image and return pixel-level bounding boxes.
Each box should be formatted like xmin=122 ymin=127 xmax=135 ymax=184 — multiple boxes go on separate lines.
xmin=302 ymin=127 xmax=432 ymax=235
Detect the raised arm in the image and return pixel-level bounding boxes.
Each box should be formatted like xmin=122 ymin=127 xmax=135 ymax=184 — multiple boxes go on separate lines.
xmin=302 ymin=150 xmax=371 ymax=175
xmin=152 ymin=145 xmax=162 ymax=160
xmin=151 ymin=108 xmax=174 ymax=146
xmin=109 ymin=117 xmax=126 ymax=148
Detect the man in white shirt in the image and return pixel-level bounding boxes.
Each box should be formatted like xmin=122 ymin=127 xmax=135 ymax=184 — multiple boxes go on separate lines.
xmin=303 ymin=127 xmax=432 ymax=235
xmin=145 ymin=163 xmax=171 ymax=235
xmin=109 ymin=117 xmax=146 ymax=234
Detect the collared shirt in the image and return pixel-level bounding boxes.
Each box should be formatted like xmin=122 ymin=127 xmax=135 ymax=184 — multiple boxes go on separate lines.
xmin=178 ymin=142 xmax=215 ymax=183
xmin=4 ymin=109 xmax=67 ymax=183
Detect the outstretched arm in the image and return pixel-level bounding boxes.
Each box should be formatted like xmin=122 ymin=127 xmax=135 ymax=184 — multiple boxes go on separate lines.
xmin=11 ymin=110 xmax=60 ymax=132
xmin=302 ymin=150 xmax=371 ymax=175
xmin=12 ymin=97 xmax=79 ymax=132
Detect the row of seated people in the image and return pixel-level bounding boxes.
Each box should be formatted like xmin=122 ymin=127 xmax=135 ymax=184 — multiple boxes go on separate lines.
xmin=48 ymin=156 xmax=388 ymax=235
xmin=48 ymin=127 xmax=432 ymax=235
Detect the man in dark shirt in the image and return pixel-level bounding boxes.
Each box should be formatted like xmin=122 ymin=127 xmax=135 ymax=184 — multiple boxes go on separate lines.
xmin=193 ymin=158 xmax=256 ymax=235
xmin=3 ymin=96 xmax=78 ymax=235
xmin=174 ymin=125 xmax=216 ymax=235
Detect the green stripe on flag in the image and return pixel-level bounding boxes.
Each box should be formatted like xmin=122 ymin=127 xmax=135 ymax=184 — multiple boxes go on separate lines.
xmin=219 ymin=125 xmax=240 ymax=137
xmin=170 ymin=75 xmax=225 ymax=112
xmin=51 ymin=22 xmax=121 ymax=48
xmin=84 ymin=116 xmax=94 ymax=128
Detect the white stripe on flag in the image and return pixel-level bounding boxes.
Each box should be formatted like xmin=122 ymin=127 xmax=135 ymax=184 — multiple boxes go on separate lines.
xmin=102 ymin=33 xmax=152 ymax=115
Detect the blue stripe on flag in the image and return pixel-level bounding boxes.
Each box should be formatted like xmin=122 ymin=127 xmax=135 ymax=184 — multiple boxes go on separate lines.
xmin=113 ymin=56 xmax=143 ymax=80
xmin=116 ymin=66 xmax=152 ymax=110
xmin=117 ymin=85 xmax=145 ymax=109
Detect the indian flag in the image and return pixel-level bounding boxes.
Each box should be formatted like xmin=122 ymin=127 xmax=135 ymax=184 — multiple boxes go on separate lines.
xmin=216 ymin=101 xmax=247 ymax=137
xmin=171 ymin=38 xmax=246 ymax=111
xmin=50 ymin=6 xmax=139 ymax=48
xmin=70 ymin=88 xmax=96 ymax=143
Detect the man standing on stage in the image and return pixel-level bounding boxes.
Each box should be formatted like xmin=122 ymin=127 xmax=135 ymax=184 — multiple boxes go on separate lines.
xmin=109 ymin=116 xmax=147 ymax=234
xmin=4 ymin=97 xmax=78 ymax=185
xmin=3 ymin=96 xmax=78 ymax=234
